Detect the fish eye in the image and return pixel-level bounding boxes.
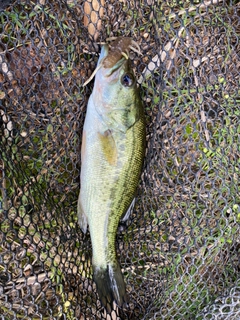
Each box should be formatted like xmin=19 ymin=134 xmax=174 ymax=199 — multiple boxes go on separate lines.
xmin=121 ymin=73 xmax=135 ymax=87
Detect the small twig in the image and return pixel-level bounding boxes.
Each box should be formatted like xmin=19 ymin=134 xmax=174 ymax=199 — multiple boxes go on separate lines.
xmin=3 ymin=272 xmax=51 ymax=293
xmin=166 ymin=0 xmax=223 ymax=20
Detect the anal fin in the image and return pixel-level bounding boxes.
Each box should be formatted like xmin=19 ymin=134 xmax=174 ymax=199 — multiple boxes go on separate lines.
xmin=121 ymin=198 xmax=136 ymax=222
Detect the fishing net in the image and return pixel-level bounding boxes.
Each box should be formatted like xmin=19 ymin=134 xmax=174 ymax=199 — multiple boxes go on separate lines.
xmin=0 ymin=0 xmax=239 ymax=319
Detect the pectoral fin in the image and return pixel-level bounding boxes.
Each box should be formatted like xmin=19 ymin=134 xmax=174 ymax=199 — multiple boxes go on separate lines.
xmin=98 ymin=129 xmax=117 ymax=166
xmin=77 ymin=193 xmax=88 ymax=233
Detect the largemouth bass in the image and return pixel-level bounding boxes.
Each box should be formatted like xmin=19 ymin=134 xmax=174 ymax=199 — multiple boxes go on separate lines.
xmin=78 ymin=37 xmax=145 ymax=309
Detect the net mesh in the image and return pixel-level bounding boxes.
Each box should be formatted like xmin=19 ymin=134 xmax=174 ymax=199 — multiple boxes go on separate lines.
xmin=0 ymin=0 xmax=239 ymax=319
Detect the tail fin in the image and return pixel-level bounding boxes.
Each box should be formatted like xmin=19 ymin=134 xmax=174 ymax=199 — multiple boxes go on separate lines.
xmin=93 ymin=263 xmax=128 ymax=311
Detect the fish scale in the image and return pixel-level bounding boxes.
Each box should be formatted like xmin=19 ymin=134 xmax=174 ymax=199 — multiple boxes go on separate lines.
xmin=78 ymin=38 xmax=145 ymax=310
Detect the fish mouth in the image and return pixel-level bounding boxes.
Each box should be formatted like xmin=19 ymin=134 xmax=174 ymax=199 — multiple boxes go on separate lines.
xmin=102 ymin=37 xmax=141 ymax=68
xmin=83 ymin=37 xmax=140 ymax=86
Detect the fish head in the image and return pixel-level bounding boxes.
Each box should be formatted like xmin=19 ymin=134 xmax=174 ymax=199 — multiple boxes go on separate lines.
xmin=92 ymin=43 xmax=140 ymax=133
